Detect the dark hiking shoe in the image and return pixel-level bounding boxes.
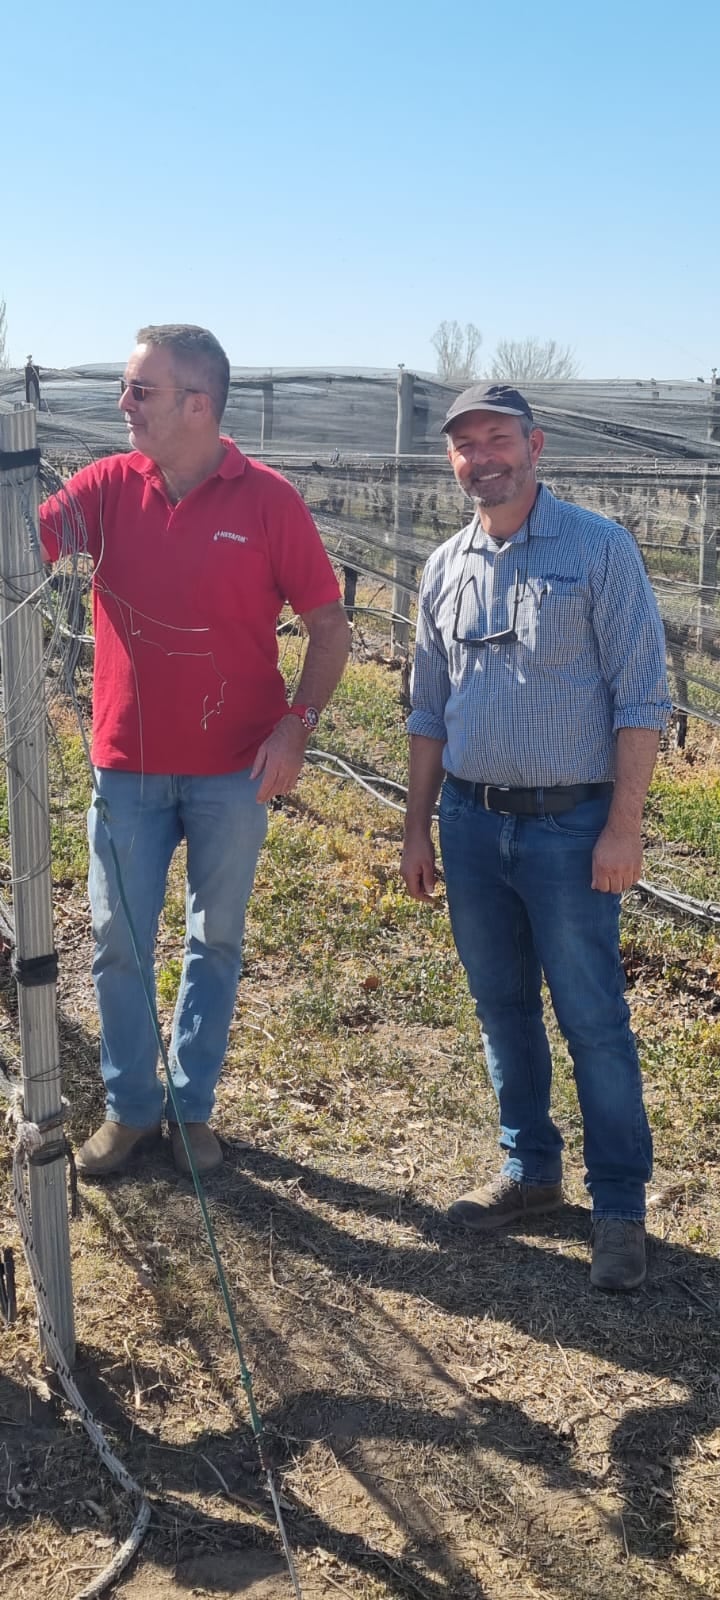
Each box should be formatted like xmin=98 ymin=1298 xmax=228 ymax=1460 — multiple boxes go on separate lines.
xmin=448 ymin=1174 xmax=564 ymax=1232
xmin=590 ymin=1218 xmax=647 ymax=1291
xmin=170 ymin=1122 xmax=223 ymax=1176
xmin=76 ymin=1120 xmax=162 ymax=1177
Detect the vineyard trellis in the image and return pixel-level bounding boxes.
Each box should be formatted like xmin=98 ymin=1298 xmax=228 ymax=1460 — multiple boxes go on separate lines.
xmin=1 ymin=362 xmax=717 ymax=726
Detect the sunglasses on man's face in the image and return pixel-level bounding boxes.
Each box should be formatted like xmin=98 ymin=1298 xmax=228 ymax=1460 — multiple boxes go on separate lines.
xmin=119 ymin=379 xmax=199 ymax=402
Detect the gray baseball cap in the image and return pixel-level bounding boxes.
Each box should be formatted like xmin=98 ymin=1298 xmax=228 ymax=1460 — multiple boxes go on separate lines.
xmin=442 ymin=382 xmax=534 ymax=433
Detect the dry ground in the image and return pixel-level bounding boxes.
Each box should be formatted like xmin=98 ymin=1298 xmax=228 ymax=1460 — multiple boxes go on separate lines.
xmin=0 ymin=654 xmax=719 ymax=1600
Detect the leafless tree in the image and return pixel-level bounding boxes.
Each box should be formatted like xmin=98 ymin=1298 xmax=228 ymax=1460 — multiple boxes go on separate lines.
xmin=0 ymin=298 xmax=8 ymax=370
xmin=432 ymin=321 xmax=482 ymax=384
xmin=490 ymin=337 xmax=578 ymax=382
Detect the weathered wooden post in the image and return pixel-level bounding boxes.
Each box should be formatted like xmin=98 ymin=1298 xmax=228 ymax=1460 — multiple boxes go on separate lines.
xmin=695 ymin=374 xmax=719 ymax=655
xmin=343 ymin=565 xmax=358 ymax=621
xmin=0 ymin=402 xmax=75 ymax=1365
xmin=700 ymin=377 xmax=719 ymax=589
xmin=260 ymin=381 xmax=274 ymax=451
xmin=391 ymin=366 xmax=414 ymax=655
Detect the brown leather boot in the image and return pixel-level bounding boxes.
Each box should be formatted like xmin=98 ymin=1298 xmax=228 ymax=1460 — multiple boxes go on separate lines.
xmin=76 ymin=1120 xmax=162 ymax=1177
xmin=170 ymin=1122 xmax=223 ymax=1176
xmin=448 ymin=1175 xmax=564 ymax=1231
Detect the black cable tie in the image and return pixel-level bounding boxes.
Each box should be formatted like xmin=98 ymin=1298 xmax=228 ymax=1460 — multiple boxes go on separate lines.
xmin=27 ymin=1137 xmax=66 ymax=1169
xmin=11 ymin=950 xmax=58 ymax=987
xmin=5 ymin=1252 xmax=16 ymax=1323
xmin=0 ymin=448 xmax=41 ymax=471
xmin=66 ymin=1143 xmax=79 ymax=1219
xmin=0 ymin=1249 xmax=17 ymax=1324
xmin=34 ymin=1106 xmax=66 ymax=1135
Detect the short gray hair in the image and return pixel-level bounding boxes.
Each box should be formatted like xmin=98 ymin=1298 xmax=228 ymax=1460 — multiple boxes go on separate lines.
xmin=136 ymin=324 xmax=230 ymax=422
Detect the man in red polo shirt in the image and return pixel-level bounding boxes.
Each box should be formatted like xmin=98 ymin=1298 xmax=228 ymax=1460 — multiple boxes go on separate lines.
xmin=41 ymin=324 xmax=350 ymax=1177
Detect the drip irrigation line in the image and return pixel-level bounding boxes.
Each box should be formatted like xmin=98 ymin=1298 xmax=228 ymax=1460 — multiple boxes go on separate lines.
xmin=304 ymin=751 xmax=720 ymax=931
xmin=634 ymin=881 xmax=720 ymax=925
xmin=306 ymin=749 xmax=409 ymax=812
xmin=347 ymin=604 xmax=416 ymax=628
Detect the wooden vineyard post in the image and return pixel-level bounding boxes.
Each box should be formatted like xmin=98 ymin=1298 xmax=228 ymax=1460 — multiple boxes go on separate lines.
xmin=391 ymin=366 xmax=415 ymax=655
xmin=260 ymin=381 xmax=274 ymax=451
xmin=343 ymin=565 xmax=358 ymax=621
xmin=0 ymin=403 xmax=75 ymax=1365
xmin=698 ymin=374 xmax=720 ymax=651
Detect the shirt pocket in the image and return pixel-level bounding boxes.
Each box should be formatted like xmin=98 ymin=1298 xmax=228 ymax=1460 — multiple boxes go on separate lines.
xmin=518 ymin=580 xmax=589 ymax=667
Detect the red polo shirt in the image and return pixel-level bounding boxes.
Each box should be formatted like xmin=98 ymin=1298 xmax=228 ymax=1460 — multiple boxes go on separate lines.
xmin=40 ymin=440 xmax=341 ymax=774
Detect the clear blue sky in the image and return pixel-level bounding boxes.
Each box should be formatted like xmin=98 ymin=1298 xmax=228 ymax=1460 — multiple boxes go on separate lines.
xmin=3 ymin=0 xmax=718 ymax=377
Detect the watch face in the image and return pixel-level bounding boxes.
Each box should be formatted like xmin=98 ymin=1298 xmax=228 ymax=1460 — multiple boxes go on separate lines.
xmin=304 ymin=706 xmax=320 ymax=730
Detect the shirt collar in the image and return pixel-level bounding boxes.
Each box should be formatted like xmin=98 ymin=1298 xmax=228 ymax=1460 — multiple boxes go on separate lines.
xmin=130 ymin=435 xmax=248 ymax=483
xmin=530 ymin=483 xmax=562 ymax=536
xmin=469 ymin=483 xmax=559 ymax=549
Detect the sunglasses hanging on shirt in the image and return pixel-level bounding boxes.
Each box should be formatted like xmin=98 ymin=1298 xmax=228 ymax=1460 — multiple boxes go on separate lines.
xmin=451 ymin=495 xmax=539 ymax=648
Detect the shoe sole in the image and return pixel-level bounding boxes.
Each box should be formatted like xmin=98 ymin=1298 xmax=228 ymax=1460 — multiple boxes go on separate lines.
xmin=448 ymin=1195 xmax=565 ymax=1233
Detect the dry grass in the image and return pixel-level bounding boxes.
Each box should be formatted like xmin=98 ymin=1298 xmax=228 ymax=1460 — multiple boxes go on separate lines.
xmin=0 ymin=644 xmax=718 ymax=1600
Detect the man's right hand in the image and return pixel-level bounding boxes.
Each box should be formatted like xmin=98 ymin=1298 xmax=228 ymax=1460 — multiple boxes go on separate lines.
xmin=401 ymin=829 xmax=437 ymax=903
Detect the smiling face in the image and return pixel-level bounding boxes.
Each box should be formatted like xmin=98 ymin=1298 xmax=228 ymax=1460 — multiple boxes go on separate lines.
xmin=446 ymin=411 xmax=544 ymax=509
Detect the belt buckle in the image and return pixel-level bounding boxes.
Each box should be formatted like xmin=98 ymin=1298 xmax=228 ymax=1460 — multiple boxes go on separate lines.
xmin=484 ymin=785 xmax=512 ymax=815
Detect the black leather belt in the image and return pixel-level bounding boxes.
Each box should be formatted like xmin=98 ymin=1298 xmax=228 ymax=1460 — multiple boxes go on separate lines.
xmin=445 ymin=776 xmax=614 ymax=816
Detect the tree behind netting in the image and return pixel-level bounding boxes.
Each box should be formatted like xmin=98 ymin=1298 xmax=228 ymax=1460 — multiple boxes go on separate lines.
xmin=0 ymin=299 xmax=8 ymax=370
xmin=490 ymin=337 xmax=579 ymax=382
xmin=432 ymin=321 xmax=482 ymax=383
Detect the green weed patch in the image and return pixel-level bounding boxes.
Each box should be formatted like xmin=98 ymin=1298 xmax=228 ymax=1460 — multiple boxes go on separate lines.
xmin=647 ymin=771 xmax=720 ymax=864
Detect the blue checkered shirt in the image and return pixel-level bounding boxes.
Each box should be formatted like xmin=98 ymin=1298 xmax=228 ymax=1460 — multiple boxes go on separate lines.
xmin=408 ymin=484 xmax=671 ymax=787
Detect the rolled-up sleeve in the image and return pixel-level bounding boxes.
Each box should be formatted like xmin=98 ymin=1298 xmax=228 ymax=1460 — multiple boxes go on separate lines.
xmin=591 ymin=530 xmax=672 ymax=731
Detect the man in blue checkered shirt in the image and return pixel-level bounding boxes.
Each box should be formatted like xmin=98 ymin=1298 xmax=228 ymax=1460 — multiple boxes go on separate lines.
xmin=401 ymin=383 xmax=671 ymax=1292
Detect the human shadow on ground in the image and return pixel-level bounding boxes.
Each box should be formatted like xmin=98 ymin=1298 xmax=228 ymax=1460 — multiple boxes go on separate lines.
xmin=0 ymin=1358 xmax=492 ymax=1599
xmin=67 ymin=1132 xmax=720 ymax=1596
xmin=213 ymin=1139 xmax=720 ymax=1564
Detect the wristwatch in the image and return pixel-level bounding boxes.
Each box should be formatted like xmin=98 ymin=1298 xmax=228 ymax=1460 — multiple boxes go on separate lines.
xmin=286 ymin=703 xmax=320 ymax=732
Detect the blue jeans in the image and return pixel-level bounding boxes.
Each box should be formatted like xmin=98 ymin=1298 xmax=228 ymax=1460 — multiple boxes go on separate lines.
xmin=439 ymin=780 xmax=652 ymax=1220
xmin=88 ymin=769 xmax=268 ymax=1128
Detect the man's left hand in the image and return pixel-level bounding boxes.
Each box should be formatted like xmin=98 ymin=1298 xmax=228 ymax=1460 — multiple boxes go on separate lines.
xmin=251 ymin=716 xmax=308 ymax=803
xmin=591 ymin=824 xmax=643 ymax=893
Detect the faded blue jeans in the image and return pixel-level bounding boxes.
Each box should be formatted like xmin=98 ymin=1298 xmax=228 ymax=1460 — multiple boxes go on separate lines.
xmin=88 ymin=769 xmax=268 ymax=1128
xmin=439 ymin=779 xmax=652 ymax=1219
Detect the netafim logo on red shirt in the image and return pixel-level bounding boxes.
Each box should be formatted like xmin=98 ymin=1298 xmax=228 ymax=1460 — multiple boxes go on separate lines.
xmin=214 ymin=529 xmax=248 ymax=543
